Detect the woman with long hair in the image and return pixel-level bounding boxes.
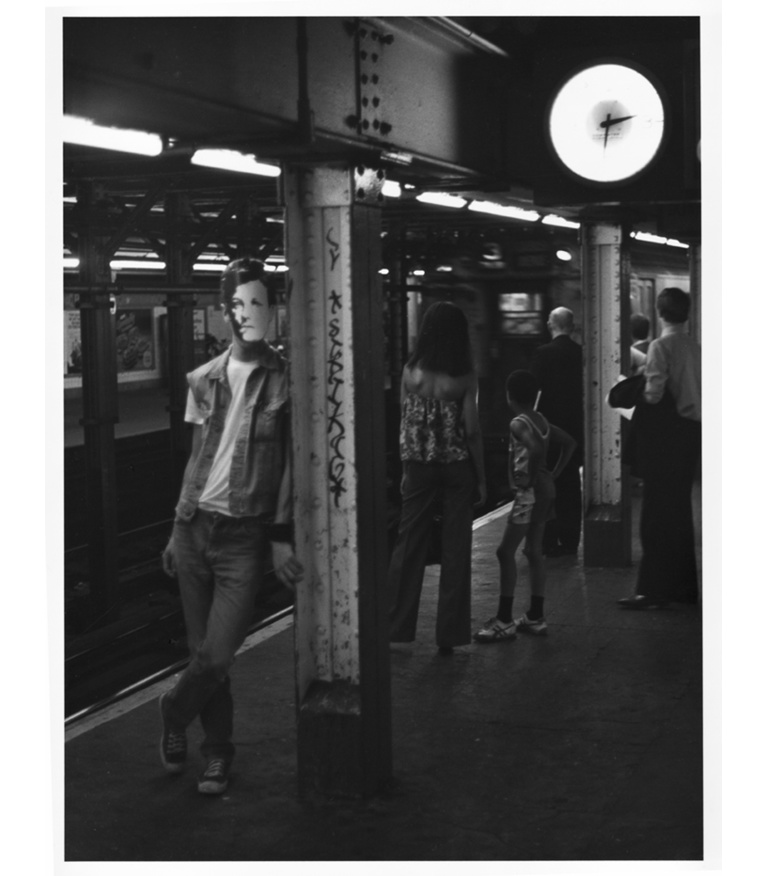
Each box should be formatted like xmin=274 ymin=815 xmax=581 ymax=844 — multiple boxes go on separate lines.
xmin=387 ymin=301 xmax=486 ymax=654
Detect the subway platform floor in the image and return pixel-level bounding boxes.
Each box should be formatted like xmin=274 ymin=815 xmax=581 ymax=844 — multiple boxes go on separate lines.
xmin=63 ymin=493 xmax=710 ymax=866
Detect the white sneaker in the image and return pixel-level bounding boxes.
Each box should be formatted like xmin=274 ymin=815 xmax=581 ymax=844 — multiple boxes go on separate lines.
xmin=515 ymin=614 xmax=548 ymax=636
xmin=473 ymin=617 xmax=517 ymax=643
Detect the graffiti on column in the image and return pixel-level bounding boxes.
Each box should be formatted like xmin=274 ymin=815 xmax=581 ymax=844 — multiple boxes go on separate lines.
xmin=326 ymin=228 xmax=347 ymax=507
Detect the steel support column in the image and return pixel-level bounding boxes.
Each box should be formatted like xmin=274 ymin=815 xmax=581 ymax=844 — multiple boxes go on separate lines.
xmin=688 ymin=241 xmax=702 ymax=346
xmin=164 ymin=194 xmax=197 ymax=484
xmin=284 ymin=165 xmax=392 ymax=797
xmin=581 ymin=222 xmax=632 ymax=567
xmin=76 ymin=182 xmax=120 ymax=620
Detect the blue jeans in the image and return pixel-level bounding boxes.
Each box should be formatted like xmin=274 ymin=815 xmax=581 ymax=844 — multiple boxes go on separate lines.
xmin=387 ymin=460 xmax=476 ymax=647
xmin=163 ymin=510 xmax=268 ymax=761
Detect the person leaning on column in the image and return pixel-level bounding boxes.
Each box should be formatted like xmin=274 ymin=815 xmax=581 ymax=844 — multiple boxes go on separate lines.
xmin=159 ymin=257 xmax=304 ymax=794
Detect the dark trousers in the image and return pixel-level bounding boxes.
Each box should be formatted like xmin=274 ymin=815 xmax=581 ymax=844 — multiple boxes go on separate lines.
xmin=636 ymin=471 xmax=699 ymax=604
xmin=388 ymin=460 xmax=476 ymax=647
xmin=543 ymin=455 xmax=582 ymax=554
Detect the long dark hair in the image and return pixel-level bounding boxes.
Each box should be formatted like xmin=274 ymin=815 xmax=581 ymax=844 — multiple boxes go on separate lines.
xmin=407 ymin=301 xmax=473 ymax=377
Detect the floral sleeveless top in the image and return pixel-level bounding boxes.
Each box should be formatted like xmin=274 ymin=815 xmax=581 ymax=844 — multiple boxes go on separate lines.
xmin=400 ymin=391 xmax=469 ymax=463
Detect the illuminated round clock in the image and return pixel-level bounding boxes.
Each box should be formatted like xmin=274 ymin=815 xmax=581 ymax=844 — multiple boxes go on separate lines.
xmin=547 ymin=63 xmax=666 ymax=184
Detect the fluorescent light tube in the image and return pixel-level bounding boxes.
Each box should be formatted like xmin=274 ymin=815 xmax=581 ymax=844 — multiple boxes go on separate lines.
xmin=469 ymin=200 xmax=539 ymax=222
xmin=416 ymin=192 xmax=467 ymax=209
xmin=191 ymin=149 xmax=281 ymax=177
xmin=63 ymin=116 xmax=163 ymax=156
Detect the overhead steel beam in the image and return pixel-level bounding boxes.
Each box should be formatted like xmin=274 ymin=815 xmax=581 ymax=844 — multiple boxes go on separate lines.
xmin=63 ymin=17 xmax=511 ymax=185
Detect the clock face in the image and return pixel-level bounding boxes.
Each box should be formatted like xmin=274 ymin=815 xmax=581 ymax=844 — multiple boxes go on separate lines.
xmin=548 ymin=63 xmax=666 ymax=183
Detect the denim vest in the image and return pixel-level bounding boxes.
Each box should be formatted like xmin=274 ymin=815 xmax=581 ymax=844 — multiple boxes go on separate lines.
xmin=174 ymin=346 xmax=289 ymax=521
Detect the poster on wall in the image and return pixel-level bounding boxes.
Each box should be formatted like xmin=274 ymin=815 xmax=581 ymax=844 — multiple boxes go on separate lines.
xmin=64 ymin=307 xmax=160 ymax=385
xmin=116 ymin=310 xmax=155 ymax=373
xmin=65 ymin=311 xmax=83 ymax=376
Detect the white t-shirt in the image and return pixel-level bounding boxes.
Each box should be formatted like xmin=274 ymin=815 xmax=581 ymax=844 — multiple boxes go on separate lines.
xmin=186 ymin=357 xmax=260 ymax=515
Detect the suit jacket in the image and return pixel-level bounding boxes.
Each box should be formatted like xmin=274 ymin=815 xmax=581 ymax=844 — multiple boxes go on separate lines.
xmin=530 ymin=334 xmax=584 ymax=453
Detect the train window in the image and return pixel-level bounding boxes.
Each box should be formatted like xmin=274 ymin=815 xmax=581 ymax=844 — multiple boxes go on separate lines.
xmin=499 ymin=292 xmax=543 ymax=313
xmin=499 ymin=314 xmax=545 ymax=336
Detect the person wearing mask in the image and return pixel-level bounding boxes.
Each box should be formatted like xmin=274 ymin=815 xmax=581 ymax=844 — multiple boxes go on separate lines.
xmin=159 ymin=258 xmax=304 ymax=794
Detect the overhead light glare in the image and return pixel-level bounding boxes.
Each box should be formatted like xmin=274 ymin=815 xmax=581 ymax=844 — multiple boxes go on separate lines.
xmin=381 ymin=150 xmax=413 ymax=166
xmin=542 ymin=214 xmax=580 ymax=229
xmin=416 ymin=192 xmax=467 ymax=209
xmin=469 ymin=200 xmax=540 ymax=222
xmin=378 ymin=268 xmax=390 ymax=276
xmin=63 ymin=115 xmax=163 ymax=156
xmin=436 ymin=265 xmax=453 ymax=273
xmin=193 ymin=262 xmax=229 ymax=273
xmin=63 ymin=257 xmax=79 ymax=269
xmin=412 ymin=269 xmax=426 ymax=277
xmin=110 ymin=259 xmax=166 ymax=271
xmin=555 ymin=249 xmax=573 ymax=262
xmin=631 ymin=231 xmax=689 ymax=249
xmin=382 ymin=180 xmax=402 ymax=198
xmin=191 ymin=149 xmax=281 ymax=178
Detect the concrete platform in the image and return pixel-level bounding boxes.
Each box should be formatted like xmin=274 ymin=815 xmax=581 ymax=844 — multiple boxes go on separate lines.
xmin=64 ymin=500 xmax=705 ymax=863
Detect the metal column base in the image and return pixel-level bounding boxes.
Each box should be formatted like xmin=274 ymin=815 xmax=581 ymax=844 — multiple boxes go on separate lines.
xmin=297 ymin=680 xmax=367 ymax=798
xmin=583 ymin=502 xmax=632 ymax=567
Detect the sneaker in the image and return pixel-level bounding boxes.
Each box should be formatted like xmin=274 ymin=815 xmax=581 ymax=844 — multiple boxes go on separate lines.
xmin=198 ymin=758 xmax=230 ymax=795
xmin=515 ymin=613 xmax=548 ymax=636
xmin=159 ymin=692 xmax=187 ymax=774
xmin=473 ymin=617 xmax=517 ymax=643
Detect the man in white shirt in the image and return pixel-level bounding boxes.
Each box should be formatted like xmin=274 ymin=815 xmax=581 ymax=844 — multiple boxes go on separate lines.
xmin=159 ymin=258 xmax=303 ymax=793
xmin=618 ymin=287 xmax=701 ymax=611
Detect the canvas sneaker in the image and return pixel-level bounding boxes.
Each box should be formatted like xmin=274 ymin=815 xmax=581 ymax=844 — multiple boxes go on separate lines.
xmin=198 ymin=758 xmax=231 ymax=795
xmin=159 ymin=692 xmax=187 ymax=774
xmin=515 ymin=614 xmax=548 ymax=636
xmin=473 ymin=617 xmax=517 ymax=643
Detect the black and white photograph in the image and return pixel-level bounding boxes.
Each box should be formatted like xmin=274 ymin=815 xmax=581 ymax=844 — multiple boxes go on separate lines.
xmin=10 ymin=0 xmax=751 ymax=872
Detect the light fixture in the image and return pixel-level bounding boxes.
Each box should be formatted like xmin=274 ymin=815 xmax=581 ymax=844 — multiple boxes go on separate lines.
xmin=110 ymin=259 xmax=167 ymax=271
xmin=191 ymin=149 xmax=281 ymax=177
xmin=378 ymin=268 xmax=390 ymax=276
xmin=416 ymin=192 xmax=467 ymax=209
xmin=63 ymin=257 xmax=79 ymax=270
xmin=542 ymin=214 xmax=581 ymax=230
xmin=382 ymin=180 xmax=402 ymax=198
xmin=380 ymin=150 xmax=413 ymax=166
xmin=468 ymin=200 xmax=540 ymax=222
xmin=412 ymin=269 xmax=426 ymax=277
xmin=631 ymin=231 xmax=689 ymax=249
xmin=63 ymin=115 xmax=163 ymax=156
xmin=555 ymin=249 xmax=573 ymax=262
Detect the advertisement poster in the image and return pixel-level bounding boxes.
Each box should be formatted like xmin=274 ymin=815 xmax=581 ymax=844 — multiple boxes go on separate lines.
xmin=115 ymin=309 xmax=154 ymax=373
xmin=64 ymin=308 xmax=158 ymax=382
xmin=64 ymin=311 xmax=83 ymax=376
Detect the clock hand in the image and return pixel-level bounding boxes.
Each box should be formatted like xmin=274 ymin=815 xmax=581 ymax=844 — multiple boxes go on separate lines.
xmin=603 ymin=113 xmax=611 ymax=148
xmin=600 ymin=114 xmax=636 ymax=129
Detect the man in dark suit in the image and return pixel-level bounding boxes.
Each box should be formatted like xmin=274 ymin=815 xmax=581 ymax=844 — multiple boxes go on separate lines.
xmin=530 ymin=307 xmax=584 ymax=556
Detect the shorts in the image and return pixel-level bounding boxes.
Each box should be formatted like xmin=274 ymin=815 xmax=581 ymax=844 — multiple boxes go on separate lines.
xmin=507 ymin=477 xmax=556 ymax=526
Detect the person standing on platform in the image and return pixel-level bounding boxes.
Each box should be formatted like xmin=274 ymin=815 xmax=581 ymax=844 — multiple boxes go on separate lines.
xmin=474 ymin=371 xmax=575 ymax=642
xmin=617 ymin=287 xmax=701 ymax=610
xmin=388 ymin=301 xmax=486 ymax=655
xmin=631 ymin=313 xmax=652 ymax=355
xmin=159 ymin=257 xmax=304 ymax=794
xmin=530 ymin=307 xmax=584 ymax=557
xmin=629 ymin=313 xmax=650 ymax=376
